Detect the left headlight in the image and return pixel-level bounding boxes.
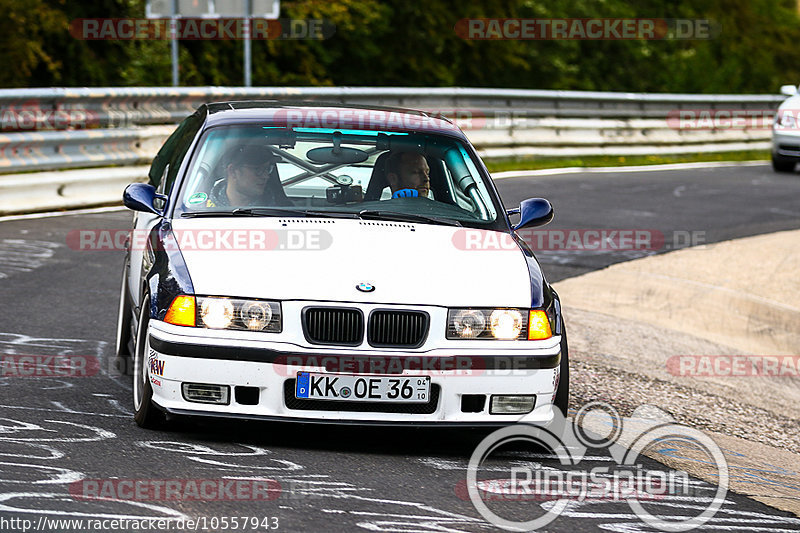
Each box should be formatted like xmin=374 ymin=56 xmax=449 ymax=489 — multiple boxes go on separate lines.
xmin=446 ymin=308 xmax=552 ymax=340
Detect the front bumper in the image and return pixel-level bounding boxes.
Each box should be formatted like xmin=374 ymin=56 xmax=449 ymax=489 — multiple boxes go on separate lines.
xmin=772 ymin=131 xmax=800 ymax=158
xmin=146 ymin=321 xmax=563 ymax=426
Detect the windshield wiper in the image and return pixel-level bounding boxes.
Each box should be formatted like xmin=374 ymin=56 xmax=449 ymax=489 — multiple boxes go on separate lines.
xmin=183 ymin=208 xmax=459 ymax=226
xmin=357 ymin=210 xmax=462 ymax=227
xmin=303 ymin=209 xmax=359 ymax=219
xmin=181 ymin=208 xmax=303 ymax=218
xmin=181 ymin=208 xmax=357 ymax=219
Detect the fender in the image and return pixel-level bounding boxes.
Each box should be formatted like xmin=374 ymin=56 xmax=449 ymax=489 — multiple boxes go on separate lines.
xmin=512 ymin=231 xmax=562 ymax=335
xmin=145 ymin=219 xmax=195 ymax=320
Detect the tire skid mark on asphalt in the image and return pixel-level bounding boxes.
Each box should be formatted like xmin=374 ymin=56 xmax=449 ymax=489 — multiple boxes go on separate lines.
xmin=47 ymin=400 xmax=131 ymax=419
xmin=546 ymin=498 xmax=800 ymax=530
xmin=416 ymin=455 xmax=800 ymax=531
xmin=0 ymin=462 xmax=83 ymax=484
xmin=273 ymin=480 xmax=490 ymax=531
xmin=0 ymin=492 xmax=190 ymax=521
xmin=0 ymin=333 xmax=106 ymax=358
xmin=0 ymin=415 xmax=191 ymax=521
xmin=318 ymin=495 xmax=489 ymax=532
xmin=419 ymin=454 xmax=617 ymax=472
xmin=134 ymin=439 xmax=490 ymax=532
xmin=0 ymin=404 xmax=129 ymax=418
xmin=0 ymin=419 xmax=115 ymax=443
xmin=137 ymin=440 xmax=304 ymax=471
xmin=0 ymin=333 xmax=107 ymax=388
xmin=91 ymin=393 xmax=132 ymax=414
xmin=39 ymin=379 xmax=75 ymax=390
xmin=547 ymin=486 xmax=800 ymax=530
xmin=535 ymin=249 xmax=656 ymax=266
xmin=0 ymin=239 xmax=61 ymax=279
xmin=187 ymin=455 xmax=304 ymax=471
xmin=0 ymin=333 xmax=130 ymax=423
xmin=297 ymin=481 xmax=484 ymax=531
xmin=0 ymin=442 xmax=64 ymax=460
xmin=136 ymin=440 xmax=269 ymax=455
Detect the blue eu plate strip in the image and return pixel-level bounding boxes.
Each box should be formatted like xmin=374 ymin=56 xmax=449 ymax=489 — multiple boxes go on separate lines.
xmin=296 ymin=372 xmax=310 ymax=398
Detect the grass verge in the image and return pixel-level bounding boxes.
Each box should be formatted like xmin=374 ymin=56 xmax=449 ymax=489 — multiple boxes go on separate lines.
xmin=484 ymin=150 xmax=769 ymax=173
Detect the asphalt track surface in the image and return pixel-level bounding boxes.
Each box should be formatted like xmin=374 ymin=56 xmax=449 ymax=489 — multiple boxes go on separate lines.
xmin=1 ymin=162 xmax=799 ymax=532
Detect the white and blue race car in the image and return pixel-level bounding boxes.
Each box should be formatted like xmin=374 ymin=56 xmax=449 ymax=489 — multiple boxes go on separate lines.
xmin=116 ymin=102 xmax=568 ymax=429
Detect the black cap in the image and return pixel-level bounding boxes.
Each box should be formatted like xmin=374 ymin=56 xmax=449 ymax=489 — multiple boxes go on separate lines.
xmin=229 ymin=145 xmax=280 ymax=167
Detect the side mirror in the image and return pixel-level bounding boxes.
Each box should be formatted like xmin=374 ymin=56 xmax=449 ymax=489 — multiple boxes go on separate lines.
xmin=781 ymin=85 xmax=797 ymax=97
xmin=509 ymin=198 xmax=554 ymax=230
xmin=123 ymin=183 xmax=165 ymax=215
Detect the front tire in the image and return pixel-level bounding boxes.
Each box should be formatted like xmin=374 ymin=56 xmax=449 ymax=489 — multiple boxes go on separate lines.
xmin=772 ymin=154 xmax=796 ymax=173
xmin=133 ymin=295 xmax=165 ymax=429
xmin=113 ymin=262 xmax=133 ymax=375
xmin=551 ymin=321 xmax=570 ymax=439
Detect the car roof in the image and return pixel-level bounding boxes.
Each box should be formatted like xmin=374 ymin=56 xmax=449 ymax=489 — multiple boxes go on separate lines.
xmin=198 ymin=101 xmax=468 ymax=139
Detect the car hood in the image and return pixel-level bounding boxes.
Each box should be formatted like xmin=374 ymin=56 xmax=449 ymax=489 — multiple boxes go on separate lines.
xmin=778 ymin=95 xmax=800 ymax=111
xmin=169 ymin=217 xmax=534 ymax=307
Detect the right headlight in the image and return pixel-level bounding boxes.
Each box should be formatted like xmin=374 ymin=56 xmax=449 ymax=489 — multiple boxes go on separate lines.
xmin=446 ymin=308 xmax=552 ymax=340
xmin=776 ymin=111 xmax=796 ymax=130
xmin=199 ymin=297 xmax=281 ymax=332
xmin=164 ymin=295 xmax=281 ymax=332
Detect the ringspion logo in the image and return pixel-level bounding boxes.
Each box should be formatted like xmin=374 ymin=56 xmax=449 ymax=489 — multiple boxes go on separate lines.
xmin=464 ymin=402 xmax=728 ymax=530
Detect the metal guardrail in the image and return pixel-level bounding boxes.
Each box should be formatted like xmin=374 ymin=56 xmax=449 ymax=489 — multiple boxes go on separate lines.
xmin=0 ymin=126 xmax=173 ymax=173
xmin=0 ymin=86 xmax=786 ymax=214
xmin=0 ymin=86 xmax=784 ymax=169
xmin=0 ymin=86 xmax=786 ymax=130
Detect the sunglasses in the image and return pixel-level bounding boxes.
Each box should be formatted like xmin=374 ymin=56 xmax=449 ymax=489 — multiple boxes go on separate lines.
xmin=241 ymin=162 xmax=276 ymax=177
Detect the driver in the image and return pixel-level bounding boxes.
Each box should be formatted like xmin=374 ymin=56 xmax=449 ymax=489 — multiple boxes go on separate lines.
xmin=207 ymin=145 xmax=291 ymax=207
xmin=385 ymin=151 xmax=431 ymax=199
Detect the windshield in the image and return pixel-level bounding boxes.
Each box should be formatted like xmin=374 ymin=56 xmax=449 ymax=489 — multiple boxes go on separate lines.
xmin=174 ymin=125 xmax=502 ymax=228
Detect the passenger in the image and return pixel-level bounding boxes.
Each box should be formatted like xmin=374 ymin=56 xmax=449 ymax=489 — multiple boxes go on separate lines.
xmin=207 ymin=145 xmax=291 ymax=207
xmin=385 ymin=151 xmax=431 ymax=199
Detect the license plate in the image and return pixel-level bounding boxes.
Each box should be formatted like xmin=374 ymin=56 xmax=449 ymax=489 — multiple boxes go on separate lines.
xmin=295 ymin=372 xmax=431 ymax=403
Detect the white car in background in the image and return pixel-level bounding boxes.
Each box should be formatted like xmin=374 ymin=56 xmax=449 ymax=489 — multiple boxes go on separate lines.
xmin=772 ymin=84 xmax=800 ymax=172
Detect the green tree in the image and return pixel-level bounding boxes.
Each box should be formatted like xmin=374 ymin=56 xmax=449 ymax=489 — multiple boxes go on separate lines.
xmin=2 ymin=0 xmax=800 ymax=93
